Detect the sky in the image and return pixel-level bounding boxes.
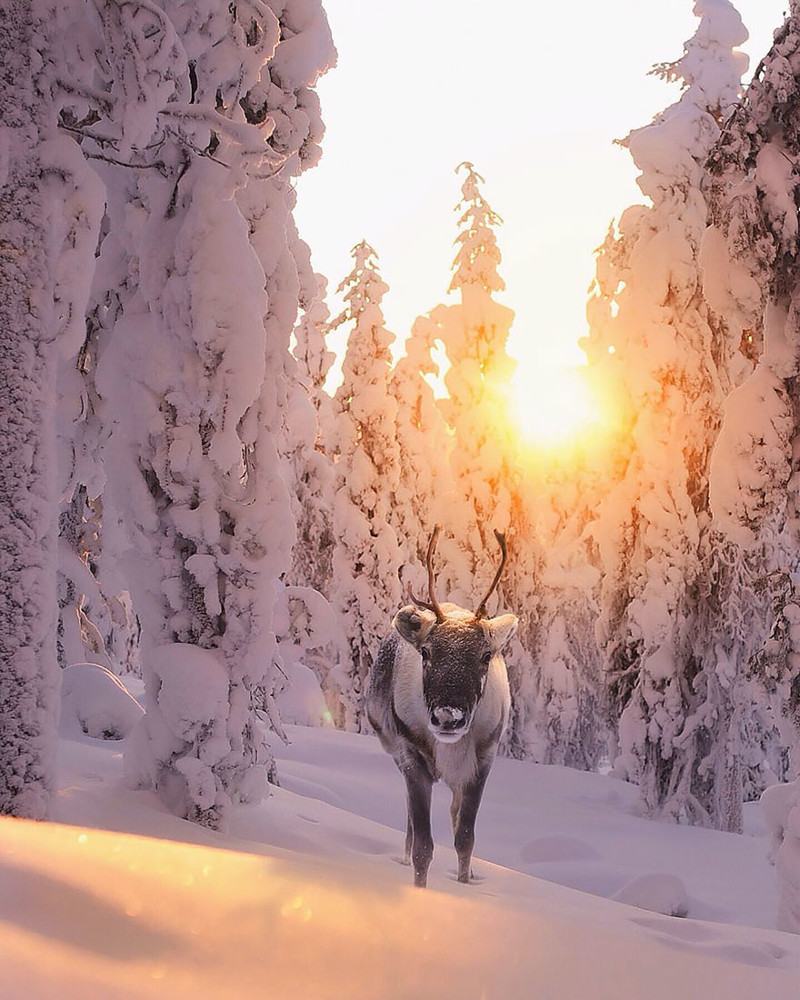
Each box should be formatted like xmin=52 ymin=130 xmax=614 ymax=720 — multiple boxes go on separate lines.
xmin=294 ymin=0 xmax=787 ymax=404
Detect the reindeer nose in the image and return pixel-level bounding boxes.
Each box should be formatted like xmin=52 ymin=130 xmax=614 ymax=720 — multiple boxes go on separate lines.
xmin=431 ymin=706 xmax=465 ymax=729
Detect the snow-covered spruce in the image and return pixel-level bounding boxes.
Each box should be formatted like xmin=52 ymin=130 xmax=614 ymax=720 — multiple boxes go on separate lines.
xmin=388 ymin=312 xmax=453 ymax=598
xmin=75 ymin=0 xmax=334 ymax=828
xmin=328 ymin=241 xmax=403 ymax=730
xmin=706 ymin=2 xmax=800 ymax=778
xmin=501 ymin=433 xmax=608 ymax=768
xmin=287 ymin=269 xmax=337 ymax=599
xmin=583 ymin=0 xmax=751 ymax=828
xmin=427 ymin=163 xmax=591 ymax=765
xmin=435 ymin=162 xmax=518 ymax=602
xmin=293 ymin=270 xmax=337 ymax=443
xmin=0 ymin=0 xmax=102 ymax=818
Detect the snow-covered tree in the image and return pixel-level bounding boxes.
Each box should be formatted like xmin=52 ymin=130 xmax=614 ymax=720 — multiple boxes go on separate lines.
xmin=421 ymin=163 xmax=562 ymax=760
xmin=583 ymin=0 xmax=750 ymax=827
xmin=388 ymin=313 xmax=453 ymax=594
xmin=68 ymin=0 xmax=336 ymax=828
xmin=329 ymin=241 xmax=403 ymax=729
xmin=274 ymin=256 xmax=342 ymax=720
xmin=0 ymin=0 xmax=102 ymax=817
xmin=432 ymin=163 xmax=519 ymax=606
xmin=240 ymin=1 xmax=340 ymax=732
xmin=293 ymin=270 xmax=337 ymax=439
xmin=286 ymin=269 xmax=336 ymax=596
xmin=506 ymin=460 xmax=606 ymax=769
xmin=704 ymin=2 xmax=800 ymax=779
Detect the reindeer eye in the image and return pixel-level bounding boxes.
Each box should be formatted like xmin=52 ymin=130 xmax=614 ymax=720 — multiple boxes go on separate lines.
xmin=481 ymin=651 xmax=492 ymax=666
xmin=420 ymin=647 xmax=430 ymax=663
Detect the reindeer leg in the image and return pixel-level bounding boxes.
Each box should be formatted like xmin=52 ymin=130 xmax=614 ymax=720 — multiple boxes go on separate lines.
xmin=403 ymin=762 xmax=434 ymax=888
xmin=454 ymin=765 xmax=490 ymax=883
xmin=403 ymin=791 xmax=413 ymax=866
xmin=450 ymin=787 xmax=462 ymax=838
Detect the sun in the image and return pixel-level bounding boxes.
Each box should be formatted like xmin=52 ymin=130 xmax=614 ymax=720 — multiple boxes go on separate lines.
xmin=509 ymin=364 xmax=604 ymax=450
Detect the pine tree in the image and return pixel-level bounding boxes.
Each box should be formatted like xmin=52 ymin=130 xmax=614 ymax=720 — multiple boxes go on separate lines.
xmin=328 ymin=241 xmax=403 ymax=730
xmin=584 ymin=0 xmax=750 ymax=827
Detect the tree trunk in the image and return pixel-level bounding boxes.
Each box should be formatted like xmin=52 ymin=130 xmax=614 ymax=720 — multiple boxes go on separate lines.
xmin=0 ymin=0 xmax=60 ymax=818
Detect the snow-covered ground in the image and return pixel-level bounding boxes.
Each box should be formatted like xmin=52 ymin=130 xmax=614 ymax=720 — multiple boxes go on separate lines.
xmin=3 ymin=700 xmax=800 ymax=998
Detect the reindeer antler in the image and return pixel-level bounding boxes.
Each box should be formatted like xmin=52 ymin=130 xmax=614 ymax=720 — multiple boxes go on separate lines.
xmin=474 ymin=530 xmax=508 ymax=619
xmin=408 ymin=525 xmax=445 ymax=623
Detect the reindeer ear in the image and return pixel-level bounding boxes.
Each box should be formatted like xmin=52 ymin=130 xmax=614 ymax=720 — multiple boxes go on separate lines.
xmin=393 ymin=606 xmax=438 ymax=649
xmin=483 ymin=613 xmax=518 ymax=652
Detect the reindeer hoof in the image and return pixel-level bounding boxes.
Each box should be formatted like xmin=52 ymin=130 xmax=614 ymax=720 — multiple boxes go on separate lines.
xmin=456 ymin=865 xmax=475 ymax=884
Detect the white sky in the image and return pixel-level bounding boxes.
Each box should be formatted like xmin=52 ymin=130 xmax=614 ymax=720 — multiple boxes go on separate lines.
xmin=294 ymin=0 xmax=787 ymax=386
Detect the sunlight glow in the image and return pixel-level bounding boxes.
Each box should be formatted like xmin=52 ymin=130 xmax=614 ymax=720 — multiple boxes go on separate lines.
xmin=510 ymin=364 xmax=603 ymax=449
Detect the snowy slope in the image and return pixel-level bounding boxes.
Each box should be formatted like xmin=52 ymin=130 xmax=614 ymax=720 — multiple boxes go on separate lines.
xmin=2 ymin=722 xmax=800 ymax=999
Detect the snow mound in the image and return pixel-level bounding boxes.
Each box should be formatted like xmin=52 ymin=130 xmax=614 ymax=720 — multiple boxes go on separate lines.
xmin=613 ymin=872 xmax=690 ymax=918
xmin=59 ymin=663 xmax=144 ymax=741
xmin=762 ymin=780 xmax=800 ymax=933
xmin=275 ymin=662 xmax=333 ymax=727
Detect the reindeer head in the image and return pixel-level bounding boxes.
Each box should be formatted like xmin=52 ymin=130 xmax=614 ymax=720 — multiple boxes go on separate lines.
xmin=393 ymin=526 xmax=518 ymax=744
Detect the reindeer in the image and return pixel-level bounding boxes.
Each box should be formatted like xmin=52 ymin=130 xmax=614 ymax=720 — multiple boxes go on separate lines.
xmin=366 ymin=526 xmax=517 ymax=888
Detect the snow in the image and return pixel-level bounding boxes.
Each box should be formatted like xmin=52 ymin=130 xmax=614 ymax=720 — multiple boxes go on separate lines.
xmin=4 ymin=699 xmax=800 ymax=998
xmin=762 ymin=779 xmax=800 ymax=933
xmin=274 ymin=660 xmax=334 ymax=727
xmin=59 ymin=663 xmax=144 ymax=741
xmin=709 ymin=364 xmax=793 ymax=546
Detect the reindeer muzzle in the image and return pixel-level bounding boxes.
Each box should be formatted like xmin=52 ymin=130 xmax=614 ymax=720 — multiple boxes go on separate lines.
xmin=429 ymin=704 xmax=470 ymax=743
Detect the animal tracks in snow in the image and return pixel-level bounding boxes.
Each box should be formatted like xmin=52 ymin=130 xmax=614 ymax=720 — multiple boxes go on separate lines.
xmin=632 ymin=915 xmax=792 ymax=969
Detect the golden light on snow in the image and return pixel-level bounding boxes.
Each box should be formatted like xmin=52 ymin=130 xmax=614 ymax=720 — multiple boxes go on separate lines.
xmin=510 ymin=364 xmax=603 ymax=449
xmin=281 ymin=894 xmax=314 ymax=922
